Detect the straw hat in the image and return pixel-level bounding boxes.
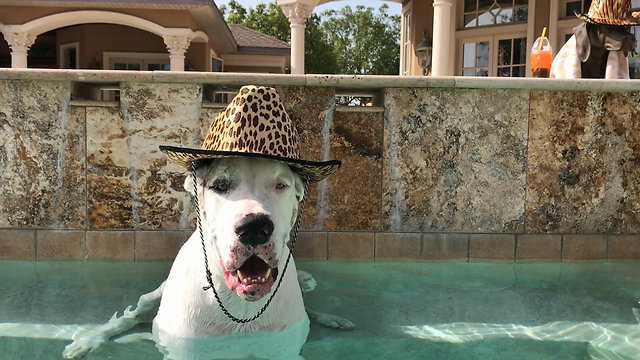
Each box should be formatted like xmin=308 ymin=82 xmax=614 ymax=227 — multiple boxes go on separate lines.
xmin=160 ymin=85 xmax=341 ymax=182
xmin=576 ymin=0 xmax=640 ymax=25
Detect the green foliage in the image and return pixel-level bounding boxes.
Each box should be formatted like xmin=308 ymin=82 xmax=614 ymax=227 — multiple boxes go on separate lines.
xmin=220 ymin=1 xmax=290 ymax=41
xmin=304 ymin=13 xmax=338 ymax=74
xmin=219 ymin=1 xmax=400 ymax=75
xmin=320 ymin=4 xmax=400 ymax=75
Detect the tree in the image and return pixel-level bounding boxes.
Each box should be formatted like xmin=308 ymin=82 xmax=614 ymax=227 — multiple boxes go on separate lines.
xmin=220 ymin=1 xmax=399 ymax=75
xmin=319 ymin=4 xmax=400 ymax=75
xmin=220 ymin=1 xmax=337 ymax=74
xmin=304 ymin=13 xmax=338 ymax=74
xmin=220 ymin=1 xmax=289 ymax=41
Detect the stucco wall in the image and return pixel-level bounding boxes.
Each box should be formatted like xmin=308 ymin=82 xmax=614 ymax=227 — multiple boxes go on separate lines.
xmin=0 ymin=71 xmax=639 ymax=261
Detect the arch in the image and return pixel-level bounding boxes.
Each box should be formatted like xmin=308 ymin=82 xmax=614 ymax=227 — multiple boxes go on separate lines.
xmin=0 ymin=10 xmax=208 ymax=42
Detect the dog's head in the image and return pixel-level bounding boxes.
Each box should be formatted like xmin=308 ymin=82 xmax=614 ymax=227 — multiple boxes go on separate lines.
xmin=185 ymin=157 xmax=305 ymax=302
xmin=574 ymin=22 xmax=637 ymax=61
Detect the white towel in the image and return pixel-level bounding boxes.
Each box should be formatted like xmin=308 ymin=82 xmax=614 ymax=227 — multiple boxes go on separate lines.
xmin=550 ymin=34 xmax=630 ymax=79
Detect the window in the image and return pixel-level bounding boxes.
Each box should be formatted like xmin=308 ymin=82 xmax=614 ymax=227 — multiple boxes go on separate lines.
xmin=463 ymin=0 xmax=528 ymax=27
xmin=112 ymin=61 xmax=170 ymax=71
xmin=102 ymin=52 xmax=170 ymax=100
xmin=401 ymin=7 xmax=412 ymax=75
xmin=497 ymin=37 xmax=526 ymax=76
xmin=630 ymin=1 xmax=640 ymax=79
xmin=113 ymin=61 xmax=141 ymax=71
xmin=462 ymin=41 xmax=490 ymax=76
xmin=59 ymin=42 xmax=79 ymax=69
xmin=561 ymin=0 xmax=592 ymax=18
xmin=212 ymin=57 xmax=223 ymax=72
xmin=457 ymin=0 xmax=530 ymax=76
xmin=460 ymin=34 xmax=526 ymax=76
xmin=147 ymin=63 xmax=171 ymax=71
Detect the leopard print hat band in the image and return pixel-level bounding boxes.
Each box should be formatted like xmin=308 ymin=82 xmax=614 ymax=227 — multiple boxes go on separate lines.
xmin=576 ymin=0 xmax=640 ymax=25
xmin=160 ymin=85 xmax=341 ymax=182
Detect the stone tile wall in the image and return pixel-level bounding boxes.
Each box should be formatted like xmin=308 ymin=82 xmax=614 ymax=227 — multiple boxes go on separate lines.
xmin=1 ymin=79 xmax=639 ymax=261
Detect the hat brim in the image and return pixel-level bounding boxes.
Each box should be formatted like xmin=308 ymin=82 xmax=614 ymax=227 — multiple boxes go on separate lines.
xmin=160 ymin=145 xmax=341 ymax=183
xmin=576 ymin=12 xmax=640 ymax=25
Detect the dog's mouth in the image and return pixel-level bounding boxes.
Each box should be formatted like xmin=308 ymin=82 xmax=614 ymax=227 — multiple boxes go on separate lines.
xmin=223 ymin=255 xmax=278 ymax=301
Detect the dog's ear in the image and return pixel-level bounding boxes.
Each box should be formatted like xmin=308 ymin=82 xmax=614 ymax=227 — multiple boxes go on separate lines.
xmin=574 ymin=22 xmax=591 ymax=62
xmin=184 ymin=174 xmax=195 ymax=194
xmin=293 ymin=173 xmax=305 ymax=202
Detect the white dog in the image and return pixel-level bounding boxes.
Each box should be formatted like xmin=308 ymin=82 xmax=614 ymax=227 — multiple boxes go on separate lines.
xmin=62 ymin=157 xmax=353 ymax=360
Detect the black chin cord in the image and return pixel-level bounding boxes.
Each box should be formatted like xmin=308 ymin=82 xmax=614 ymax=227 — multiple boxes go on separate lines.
xmin=191 ymin=162 xmax=308 ymax=323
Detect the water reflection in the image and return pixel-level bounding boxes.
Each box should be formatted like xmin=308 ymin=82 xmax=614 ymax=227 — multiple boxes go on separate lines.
xmin=0 ymin=318 xmax=309 ymax=360
xmin=153 ymin=317 xmax=309 ymax=360
xmin=402 ymin=318 xmax=640 ymax=359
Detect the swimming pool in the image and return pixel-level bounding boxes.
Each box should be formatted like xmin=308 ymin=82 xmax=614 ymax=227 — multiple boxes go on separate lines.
xmin=1 ymin=260 xmax=639 ymax=360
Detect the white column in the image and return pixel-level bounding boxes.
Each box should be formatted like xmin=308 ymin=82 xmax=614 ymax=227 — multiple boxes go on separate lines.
xmin=3 ymin=32 xmax=36 ymax=68
xmin=280 ymin=3 xmax=313 ymax=74
xmin=432 ymin=0 xmax=453 ymax=76
xmin=163 ymin=35 xmax=192 ymax=72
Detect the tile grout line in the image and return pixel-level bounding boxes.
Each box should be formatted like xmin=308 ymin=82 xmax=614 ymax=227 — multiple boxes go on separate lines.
xmin=34 ymin=230 xmax=38 ymax=261
xmin=514 ymin=234 xmax=518 ymax=263
xmin=84 ymin=106 xmax=89 ymax=260
xmin=466 ymin=234 xmax=470 ymax=262
xmin=605 ymin=234 xmax=609 ymax=261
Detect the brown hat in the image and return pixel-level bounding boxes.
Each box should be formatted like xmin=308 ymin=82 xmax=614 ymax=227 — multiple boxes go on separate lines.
xmin=576 ymin=0 xmax=640 ymax=25
xmin=160 ymin=85 xmax=340 ymax=182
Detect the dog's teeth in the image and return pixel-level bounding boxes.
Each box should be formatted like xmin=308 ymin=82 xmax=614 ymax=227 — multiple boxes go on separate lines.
xmin=237 ymin=270 xmax=245 ymax=282
xmin=252 ymin=279 xmax=257 ymax=283
xmin=265 ymin=268 xmax=271 ymax=279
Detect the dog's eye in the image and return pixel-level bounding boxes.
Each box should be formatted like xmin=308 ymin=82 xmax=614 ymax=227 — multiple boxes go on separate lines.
xmin=209 ymin=180 xmax=231 ymax=193
xmin=276 ymin=182 xmax=288 ymax=190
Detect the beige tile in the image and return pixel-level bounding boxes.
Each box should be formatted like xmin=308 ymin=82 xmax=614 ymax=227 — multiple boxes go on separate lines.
xmin=135 ymin=231 xmax=181 ymax=260
xmin=562 ymin=235 xmax=606 ymax=260
xmin=608 ymin=235 xmax=640 ymax=260
xmin=328 ymin=232 xmax=374 ymax=259
xmin=375 ymin=233 xmax=421 ymax=259
xmin=422 ymin=233 xmax=468 ymax=260
xmin=516 ymin=234 xmax=561 ymax=261
xmin=0 ymin=230 xmax=36 ymax=259
xmin=37 ymin=230 xmax=84 ymax=259
xmin=469 ymin=234 xmax=515 ymax=261
xmin=293 ymin=232 xmax=328 ymax=259
xmin=86 ymin=231 xmax=134 ymax=260
xmin=166 ymin=230 xmax=192 ymax=248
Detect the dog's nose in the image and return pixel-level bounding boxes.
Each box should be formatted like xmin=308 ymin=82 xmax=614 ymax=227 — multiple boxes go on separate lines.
xmin=234 ymin=214 xmax=274 ymax=247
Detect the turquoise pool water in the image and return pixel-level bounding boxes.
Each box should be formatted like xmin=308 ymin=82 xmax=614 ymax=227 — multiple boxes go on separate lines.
xmin=1 ymin=260 xmax=639 ymax=360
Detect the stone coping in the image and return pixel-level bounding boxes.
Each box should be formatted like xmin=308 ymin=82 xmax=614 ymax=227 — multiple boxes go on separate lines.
xmin=1 ymin=68 xmax=640 ymax=92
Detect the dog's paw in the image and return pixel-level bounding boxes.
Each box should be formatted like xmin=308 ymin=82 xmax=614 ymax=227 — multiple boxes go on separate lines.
xmin=313 ymin=313 xmax=356 ymax=330
xmin=297 ymin=270 xmax=317 ymax=293
xmin=62 ymin=336 xmax=106 ymax=359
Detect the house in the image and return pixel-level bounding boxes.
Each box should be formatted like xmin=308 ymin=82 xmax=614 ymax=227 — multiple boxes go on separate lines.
xmin=275 ymin=0 xmax=639 ymax=78
xmin=2 ymin=0 xmax=637 ymax=78
xmin=0 ymin=0 xmax=290 ymax=73
xmin=401 ymin=0 xmax=640 ymax=78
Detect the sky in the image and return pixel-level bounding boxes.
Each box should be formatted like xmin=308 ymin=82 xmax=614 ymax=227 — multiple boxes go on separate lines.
xmin=214 ymin=0 xmax=402 ymax=16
